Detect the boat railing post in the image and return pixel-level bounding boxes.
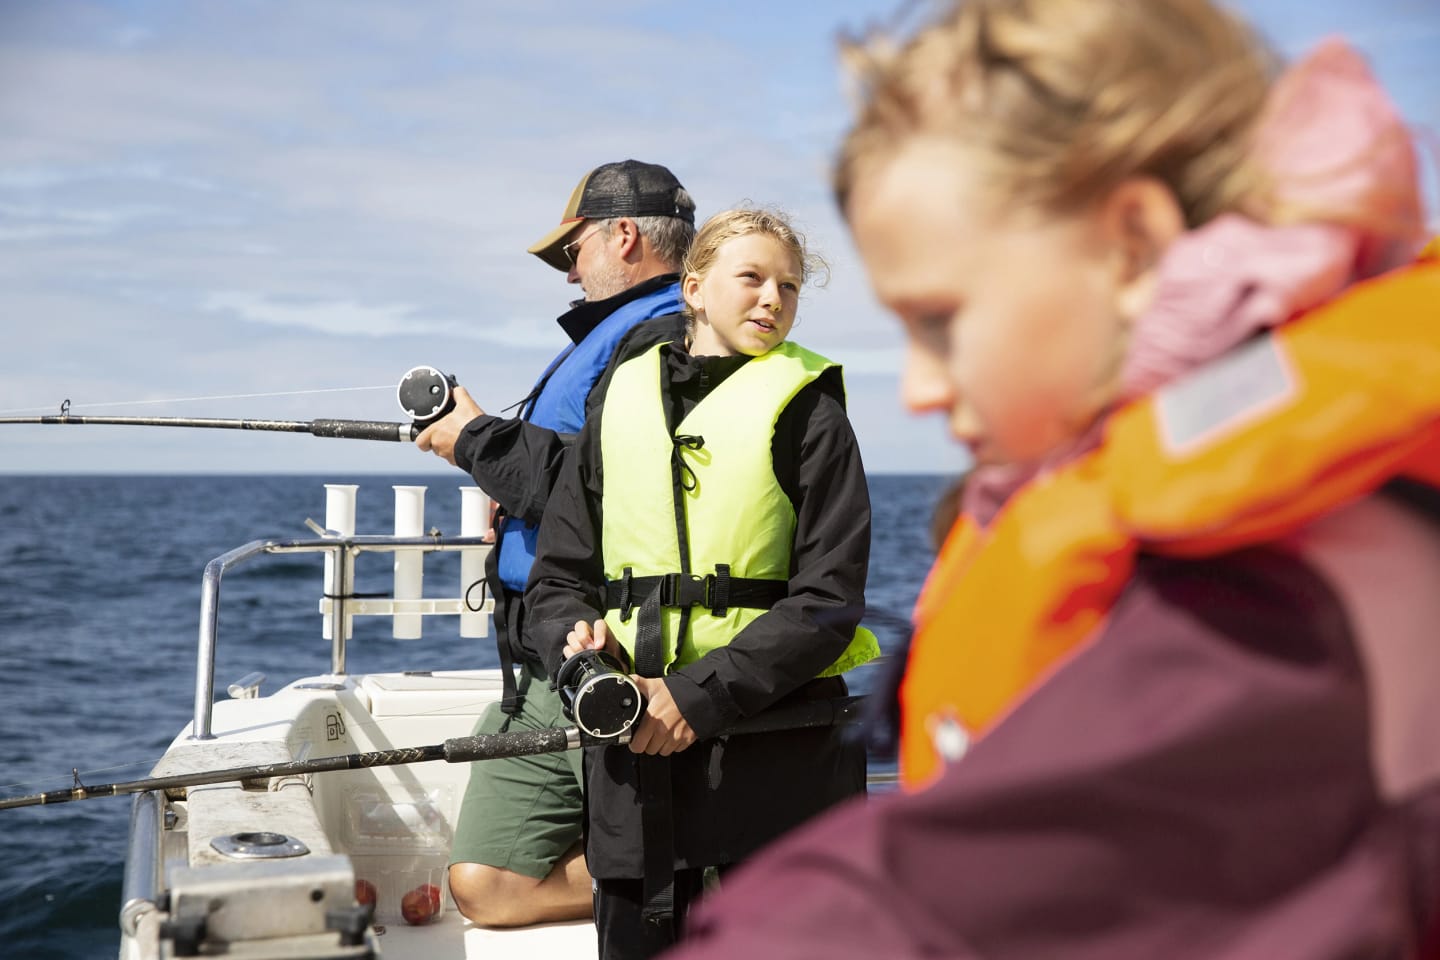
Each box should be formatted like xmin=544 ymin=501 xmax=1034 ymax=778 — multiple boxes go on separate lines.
xmin=459 ymin=486 xmax=491 ymax=638
xmin=192 ymin=540 xmax=274 ymax=740
xmin=392 ymin=485 xmax=427 ymax=639
xmin=323 ymin=484 xmax=358 ymax=673
xmin=193 ymin=556 xmax=223 ymax=740
xmin=119 ymin=790 xmax=165 ymax=937
xmin=328 ymin=540 xmax=354 ymax=676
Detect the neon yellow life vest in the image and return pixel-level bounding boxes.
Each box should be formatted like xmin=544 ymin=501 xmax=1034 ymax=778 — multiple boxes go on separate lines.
xmin=599 ymin=341 xmax=881 ymax=677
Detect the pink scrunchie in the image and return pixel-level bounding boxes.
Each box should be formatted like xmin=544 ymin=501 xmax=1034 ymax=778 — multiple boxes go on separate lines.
xmin=1118 ymin=39 xmax=1425 ymax=399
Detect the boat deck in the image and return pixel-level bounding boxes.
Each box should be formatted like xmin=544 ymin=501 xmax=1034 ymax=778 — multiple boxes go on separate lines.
xmin=377 ymin=916 xmax=594 ymax=959
xmin=125 ymin=669 xmax=601 ymax=959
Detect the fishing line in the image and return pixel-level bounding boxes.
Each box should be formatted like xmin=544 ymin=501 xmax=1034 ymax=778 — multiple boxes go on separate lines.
xmin=0 ymin=693 xmax=539 ymax=795
xmin=0 ymin=366 xmax=457 ymax=441
xmin=0 ymin=757 xmax=165 ymax=793
xmin=0 ymin=384 xmax=394 ymax=416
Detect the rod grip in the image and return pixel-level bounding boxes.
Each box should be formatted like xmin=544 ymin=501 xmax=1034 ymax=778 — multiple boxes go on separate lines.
xmin=444 ymin=727 xmax=573 ymax=762
xmin=307 ymin=418 xmax=418 ymax=442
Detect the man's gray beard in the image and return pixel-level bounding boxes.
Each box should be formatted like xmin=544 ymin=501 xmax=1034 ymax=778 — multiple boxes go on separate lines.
xmin=583 ymin=257 xmax=631 ymax=302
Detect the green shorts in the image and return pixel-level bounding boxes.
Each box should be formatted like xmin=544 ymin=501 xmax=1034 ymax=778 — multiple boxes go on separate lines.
xmin=449 ymin=661 xmax=586 ymax=879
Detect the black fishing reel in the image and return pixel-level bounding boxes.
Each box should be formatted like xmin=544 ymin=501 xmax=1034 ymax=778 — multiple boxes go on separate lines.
xmin=396 ymin=365 xmax=459 ymax=427
xmin=556 ymin=649 xmax=644 ymax=740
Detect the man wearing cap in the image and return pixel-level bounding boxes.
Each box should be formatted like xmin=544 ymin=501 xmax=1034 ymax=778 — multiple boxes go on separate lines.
xmin=416 ymin=159 xmax=696 ymax=927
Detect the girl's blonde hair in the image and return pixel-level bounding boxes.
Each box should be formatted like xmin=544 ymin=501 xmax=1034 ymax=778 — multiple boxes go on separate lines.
xmin=682 ymin=207 xmax=829 ymax=319
xmin=835 ymin=0 xmax=1277 ymax=227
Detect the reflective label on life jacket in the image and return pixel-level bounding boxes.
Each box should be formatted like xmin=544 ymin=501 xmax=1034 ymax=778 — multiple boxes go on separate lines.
xmin=1156 ymin=333 xmax=1297 ymax=455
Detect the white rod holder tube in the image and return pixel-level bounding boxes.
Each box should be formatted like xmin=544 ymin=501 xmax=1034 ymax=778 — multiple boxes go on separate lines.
xmin=460 ymin=486 xmax=492 ymax=638
xmin=392 ymin=485 xmax=427 ymax=639
xmin=323 ymin=484 xmax=358 ymax=645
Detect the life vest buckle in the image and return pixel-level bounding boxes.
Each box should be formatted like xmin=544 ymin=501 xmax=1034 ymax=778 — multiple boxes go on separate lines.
xmin=659 ymin=572 xmax=711 ymax=608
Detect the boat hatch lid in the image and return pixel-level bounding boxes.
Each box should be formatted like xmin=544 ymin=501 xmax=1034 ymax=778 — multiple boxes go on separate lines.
xmin=358 ymin=671 xmax=505 ymax=718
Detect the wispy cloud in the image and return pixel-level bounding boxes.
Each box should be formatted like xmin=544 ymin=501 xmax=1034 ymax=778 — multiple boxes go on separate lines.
xmin=200 ymin=290 xmax=569 ymax=350
xmin=0 ymin=0 xmax=1434 ymax=474
xmin=201 ymin=291 xmax=428 ymax=339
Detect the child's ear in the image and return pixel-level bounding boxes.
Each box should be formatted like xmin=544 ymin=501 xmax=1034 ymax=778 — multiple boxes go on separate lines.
xmin=1104 ymin=178 xmax=1184 ymax=322
xmin=682 ymin=273 xmax=704 ymax=314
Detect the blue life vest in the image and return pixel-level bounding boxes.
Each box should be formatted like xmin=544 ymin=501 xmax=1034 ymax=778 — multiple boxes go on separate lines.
xmin=495 ymin=282 xmax=684 ymax=594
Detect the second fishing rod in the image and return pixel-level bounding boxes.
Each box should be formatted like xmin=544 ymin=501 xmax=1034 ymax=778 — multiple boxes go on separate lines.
xmin=0 ymin=659 xmax=866 ymax=812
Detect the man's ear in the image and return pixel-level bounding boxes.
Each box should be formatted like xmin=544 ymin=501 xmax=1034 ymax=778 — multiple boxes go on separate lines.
xmin=1103 ymin=178 xmax=1185 ymax=322
xmin=613 ymin=217 xmax=642 ymax=261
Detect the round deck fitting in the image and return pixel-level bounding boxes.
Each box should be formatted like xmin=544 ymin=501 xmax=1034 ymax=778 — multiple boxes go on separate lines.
xmin=210 ymin=831 xmax=310 ymax=859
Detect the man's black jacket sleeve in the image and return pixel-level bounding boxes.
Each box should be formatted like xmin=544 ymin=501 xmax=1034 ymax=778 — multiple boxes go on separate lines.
xmin=451 ymin=314 xmax=687 ymax=526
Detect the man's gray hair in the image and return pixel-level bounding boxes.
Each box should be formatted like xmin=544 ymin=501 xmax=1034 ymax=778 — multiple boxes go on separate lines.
xmin=595 ymin=187 xmax=697 ymax=271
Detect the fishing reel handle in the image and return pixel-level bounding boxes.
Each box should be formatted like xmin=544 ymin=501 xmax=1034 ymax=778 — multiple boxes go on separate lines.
xmin=396 ymin=366 xmax=460 ymax=434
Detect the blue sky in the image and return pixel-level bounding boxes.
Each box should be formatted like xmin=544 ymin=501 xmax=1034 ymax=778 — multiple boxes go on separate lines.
xmin=1 ymin=0 xmax=1436 ymax=476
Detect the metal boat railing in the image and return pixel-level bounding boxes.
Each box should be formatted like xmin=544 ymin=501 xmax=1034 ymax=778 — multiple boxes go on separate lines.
xmin=191 ymin=534 xmax=491 ymax=741
xmin=119 ymin=789 xmax=166 ymax=938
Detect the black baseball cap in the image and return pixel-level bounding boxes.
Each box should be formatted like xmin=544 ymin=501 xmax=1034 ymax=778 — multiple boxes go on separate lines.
xmin=528 ymin=160 xmax=693 ymax=272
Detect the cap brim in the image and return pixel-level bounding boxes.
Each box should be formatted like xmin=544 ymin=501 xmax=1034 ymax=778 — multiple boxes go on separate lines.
xmin=527 ymin=217 xmax=586 ymax=272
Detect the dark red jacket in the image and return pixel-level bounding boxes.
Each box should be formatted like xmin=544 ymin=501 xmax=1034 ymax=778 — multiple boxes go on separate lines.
xmin=668 ymin=491 xmax=1440 ymax=959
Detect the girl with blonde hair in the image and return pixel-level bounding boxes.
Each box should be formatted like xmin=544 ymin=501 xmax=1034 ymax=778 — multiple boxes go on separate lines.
xmin=670 ymin=1 xmax=1440 ymax=957
xmin=524 ymin=207 xmax=879 ymax=959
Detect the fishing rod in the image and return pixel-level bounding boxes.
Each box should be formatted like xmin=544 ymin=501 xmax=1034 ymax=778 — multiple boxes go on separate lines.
xmin=0 ymin=365 xmax=458 ymax=442
xmin=0 ymin=694 xmax=865 ymax=811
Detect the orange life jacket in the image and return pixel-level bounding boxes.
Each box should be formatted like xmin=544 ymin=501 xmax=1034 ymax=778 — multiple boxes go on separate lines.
xmin=901 ymin=262 xmax=1440 ymax=789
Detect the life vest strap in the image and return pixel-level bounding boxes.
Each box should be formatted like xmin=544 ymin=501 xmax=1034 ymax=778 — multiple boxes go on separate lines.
xmin=637 ymin=754 xmax=677 ymax=927
xmin=605 ymin=568 xmax=786 ymax=621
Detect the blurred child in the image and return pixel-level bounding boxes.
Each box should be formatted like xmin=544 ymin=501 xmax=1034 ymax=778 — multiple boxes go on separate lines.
xmin=667 ymin=1 xmax=1440 ymax=957
xmin=523 ymin=207 xmax=880 ymax=959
